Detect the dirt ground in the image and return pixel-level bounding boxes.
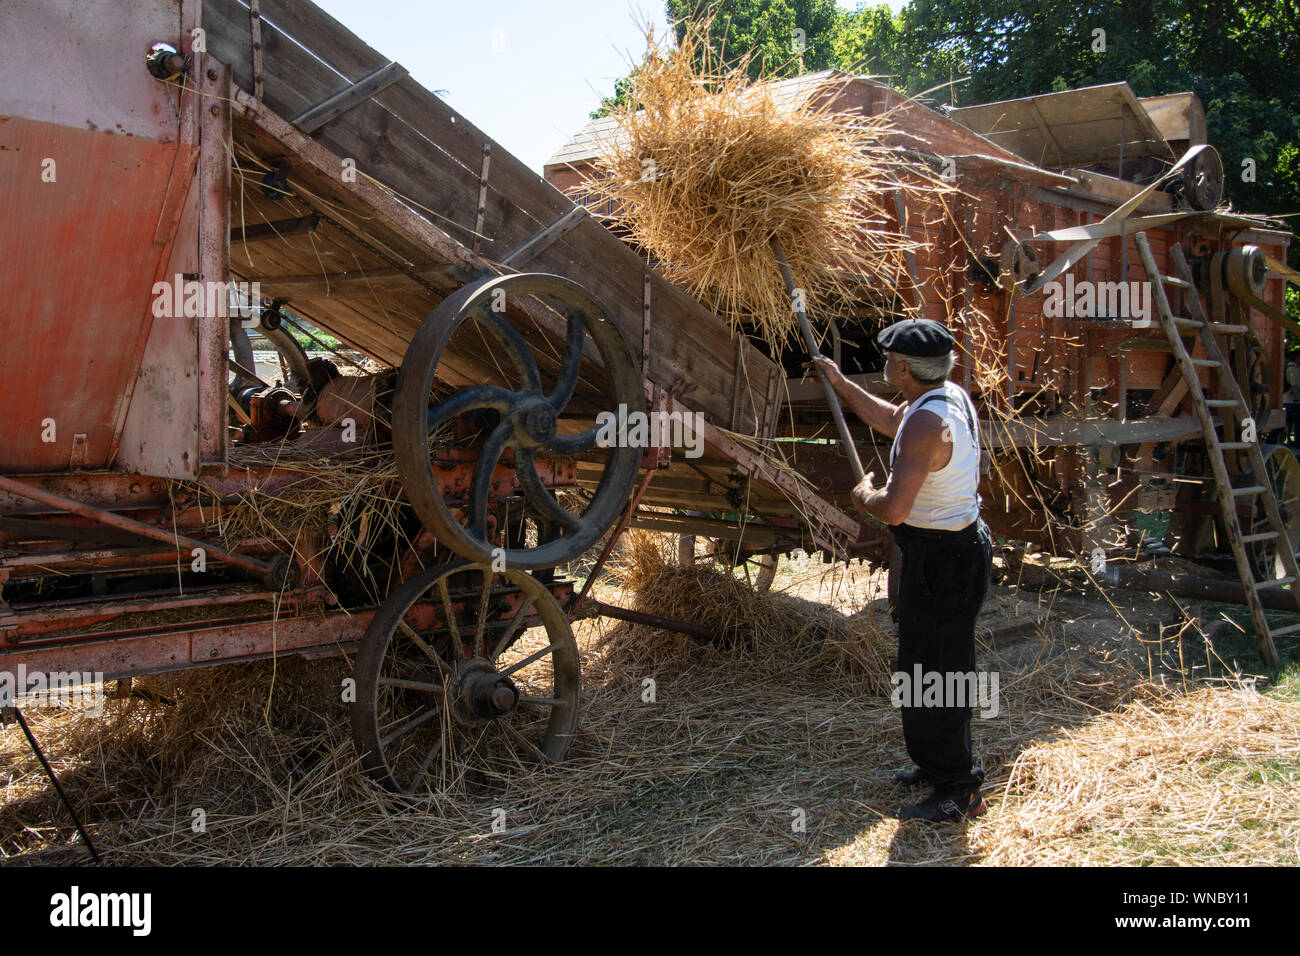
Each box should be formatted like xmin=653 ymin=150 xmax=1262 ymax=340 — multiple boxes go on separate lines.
xmin=1 ymin=548 xmax=1297 ymax=866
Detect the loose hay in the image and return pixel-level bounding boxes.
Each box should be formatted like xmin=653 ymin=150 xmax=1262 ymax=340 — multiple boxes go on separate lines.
xmin=3 ymin=557 xmax=1295 ymax=866
xmin=976 ymin=684 xmax=1300 ymax=866
xmin=609 ymin=530 xmax=894 ymax=690
xmin=176 ymin=433 xmax=446 ymax=604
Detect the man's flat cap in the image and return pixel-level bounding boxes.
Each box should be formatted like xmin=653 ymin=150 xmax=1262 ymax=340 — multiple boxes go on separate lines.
xmin=876 ymin=318 xmax=955 ymax=357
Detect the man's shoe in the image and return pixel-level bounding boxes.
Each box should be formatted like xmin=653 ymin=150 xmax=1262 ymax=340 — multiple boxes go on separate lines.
xmin=891 ymin=767 xmax=930 ymax=787
xmin=892 ymin=766 xmax=985 ymax=788
xmin=899 ymin=786 xmax=987 ymax=822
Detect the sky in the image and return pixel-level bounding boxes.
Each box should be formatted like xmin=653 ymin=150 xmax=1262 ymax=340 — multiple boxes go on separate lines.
xmin=311 ymin=0 xmax=906 ymax=174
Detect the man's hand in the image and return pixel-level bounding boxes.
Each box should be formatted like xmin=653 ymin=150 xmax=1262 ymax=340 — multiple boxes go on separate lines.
xmin=806 ymin=355 xmax=845 ymax=393
xmin=807 ymin=357 xmax=905 ymax=438
xmin=851 ymin=471 xmax=878 ymax=512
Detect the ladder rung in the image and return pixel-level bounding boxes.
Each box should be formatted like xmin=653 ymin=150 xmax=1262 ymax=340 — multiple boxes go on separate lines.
xmin=1232 ymin=485 xmax=1267 ymax=496
xmin=1254 ymin=576 xmax=1297 ymax=590
xmin=1208 ymin=323 xmax=1248 ymax=334
xmin=1161 ymin=275 xmax=1193 ymax=289
xmin=1206 ymin=399 xmax=1240 ymax=408
xmin=1218 ymin=442 xmax=1253 ymax=450
xmin=1268 ymin=622 xmax=1300 ymax=637
xmin=1173 ymin=316 xmax=1202 ymax=328
xmin=1241 ymin=531 xmax=1280 ymax=544
xmin=1191 ymin=358 xmax=1223 ymax=368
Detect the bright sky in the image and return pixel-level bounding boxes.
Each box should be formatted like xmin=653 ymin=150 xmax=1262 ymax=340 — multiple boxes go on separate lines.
xmin=311 ymin=0 xmax=905 ymax=173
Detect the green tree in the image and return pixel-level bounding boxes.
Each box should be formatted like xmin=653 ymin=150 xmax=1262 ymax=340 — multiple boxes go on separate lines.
xmin=830 ymin=3 xmax=963 ymax=100
xmin=591 ymin=0 xmax=845 ymax=117
xmin=665 ymin=0 xmax=842 ymax=78
xmin=898 ymin=0 xmax=1300 ymax=222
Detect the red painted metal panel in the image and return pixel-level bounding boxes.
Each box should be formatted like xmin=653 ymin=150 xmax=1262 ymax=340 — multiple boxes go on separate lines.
xmin=3 ymin=611 xmax=372 ymax=682
xmin=0 ymin=119 xmax=183 ymax=472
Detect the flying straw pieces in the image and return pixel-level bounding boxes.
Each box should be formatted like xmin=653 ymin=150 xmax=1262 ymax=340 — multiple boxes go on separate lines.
xmin=583 ymin=20 xmax=952 ymax=353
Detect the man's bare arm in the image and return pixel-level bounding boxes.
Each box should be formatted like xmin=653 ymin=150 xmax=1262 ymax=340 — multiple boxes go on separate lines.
xmin=851 ymin=412 xmax=949 ymax=525
xmin=809 ymin=356 xmax=905 ymax=437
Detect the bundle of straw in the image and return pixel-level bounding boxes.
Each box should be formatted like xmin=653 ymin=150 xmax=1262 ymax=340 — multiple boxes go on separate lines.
xmin=583 ymin=20 xmax=950 ymax=351
xmin=610 ymin=530 xmax=894 ymax=688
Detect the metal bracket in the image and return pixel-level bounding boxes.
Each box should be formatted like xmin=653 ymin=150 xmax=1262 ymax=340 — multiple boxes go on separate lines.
xmin=473 ymin=143 xmax=491 ymax=254
xmin=641 ymin=273 xmax=651 ymax=380
xmin=231 ymin=212 xmax=319 ymax=244
xmin=69 ymin=434 xmax=88 ymax=470
xmin=249 ymin=0 xmax=264 ymax=106
xmin=290 ymin=61 xmax=409 ymax=133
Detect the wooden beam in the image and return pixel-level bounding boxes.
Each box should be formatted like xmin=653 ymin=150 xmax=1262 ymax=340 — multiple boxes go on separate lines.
xmin=290 ymin=60 xmax=408 ymax=132
xmin=257 ymin=265 xmax=461 ymax=297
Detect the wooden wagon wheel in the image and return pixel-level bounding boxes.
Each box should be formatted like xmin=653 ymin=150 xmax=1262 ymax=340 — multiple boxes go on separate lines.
xmin=677 ymin=533 xmax=778 ymax=591
xmin=393 ymin=274 xmax=644 ymax=572
xmin=1243 ymin=444 xmax=1300 ymax=581
xmin=351 ymin=560 xmax=579 ymax=794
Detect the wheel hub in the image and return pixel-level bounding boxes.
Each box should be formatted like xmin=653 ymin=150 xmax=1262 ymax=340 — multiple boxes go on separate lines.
xmin=520 ymin=402 xmax=558 ymax=443
xmin=452 ymin=659 xmax=519 ymax=724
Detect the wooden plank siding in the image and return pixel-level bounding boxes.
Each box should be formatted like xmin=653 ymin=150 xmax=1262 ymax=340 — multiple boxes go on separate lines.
xmin=203 ymin=0 xmax=774 ymax=437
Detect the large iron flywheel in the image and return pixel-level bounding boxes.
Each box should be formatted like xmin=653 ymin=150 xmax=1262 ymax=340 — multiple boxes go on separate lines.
xmin=393 ymin=273 xmax=644 ymax=571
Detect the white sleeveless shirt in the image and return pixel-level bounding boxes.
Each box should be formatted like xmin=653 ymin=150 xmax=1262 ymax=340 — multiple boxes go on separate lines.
xmin=889 ymin=381 xmax=982 ymax=530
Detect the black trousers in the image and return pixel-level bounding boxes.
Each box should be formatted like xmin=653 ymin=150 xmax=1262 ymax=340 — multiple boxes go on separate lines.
xmin=891 ymin=519 xmax=993 ymax=788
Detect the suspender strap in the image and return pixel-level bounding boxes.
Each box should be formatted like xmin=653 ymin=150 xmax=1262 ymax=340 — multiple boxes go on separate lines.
xmin=915 ymin=392 xmax=978 ymax=450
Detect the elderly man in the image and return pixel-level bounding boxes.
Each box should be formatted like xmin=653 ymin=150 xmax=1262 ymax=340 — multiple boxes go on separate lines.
xmin=812 ymin=318 xmax=992 ymax=822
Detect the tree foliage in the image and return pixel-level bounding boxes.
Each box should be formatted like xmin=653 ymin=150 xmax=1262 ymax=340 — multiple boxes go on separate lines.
xmin=591 ymin=0 xmax=1300 ymax=249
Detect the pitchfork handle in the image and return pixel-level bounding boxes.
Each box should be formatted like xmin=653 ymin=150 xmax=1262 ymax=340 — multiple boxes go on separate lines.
xmin=770 ymin=237 xmax=866 ymax=483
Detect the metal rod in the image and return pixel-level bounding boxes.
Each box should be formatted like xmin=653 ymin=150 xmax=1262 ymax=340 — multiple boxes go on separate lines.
xmin=770 ymin=236 xmax=865 ymax=482
xmin=9 ymin=708 xmax=101 ymax=864
xmin=0 ymin=475 xmax=273 ymax=578
xmin=586 ymin=600 xmax=717 ymax=641
xmin=570 ymin=466 xmax=657 ymax=611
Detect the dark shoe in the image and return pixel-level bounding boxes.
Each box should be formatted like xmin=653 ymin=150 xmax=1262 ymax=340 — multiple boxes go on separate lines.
xmin=892 ymin=766 xmax=985 ymax=788
xmin=892 ymin=767 xmax=931 ymax=787
xmin=899 ymin=786 xmax=987 ymax=822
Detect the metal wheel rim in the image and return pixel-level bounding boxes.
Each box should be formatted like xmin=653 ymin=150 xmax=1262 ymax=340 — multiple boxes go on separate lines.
xmin=351 ymin=560 xmax=580 ymax=794
xmin=392 ymin=273 xmax=644 ymax=572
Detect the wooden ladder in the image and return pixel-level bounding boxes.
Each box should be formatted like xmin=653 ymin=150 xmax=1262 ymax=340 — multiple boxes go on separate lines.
xmin=1135 ymin=233 xmax=1297 ymax=668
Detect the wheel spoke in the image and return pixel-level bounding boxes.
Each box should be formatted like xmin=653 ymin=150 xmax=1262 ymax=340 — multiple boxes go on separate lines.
xmin=436 ymin=578 xmax=463 ymax=660
xmin=380 ymin=706 xmax=439 ymax=748
xmin=490 ymin=594 xmax=537 ymax=660
xmin=427 ymin=384 xmax=518 ymax=431
xmin=541 ymin=425 xmax=600 ymax=457
xmin=497 ymin=720 xmax=550 ymax=764
xmin=397 ymin=619 xmax=451 ymax=674
xmin=378 ymin=676 xmax=445 ymax=693
xmin=416 ymin=733 xmax=445 ymax=780
xmin=469 ymin=420 xmax=513 ymax=537
xmin=516 ymin=449 xmax=582 ymax=532
xmin=547 ymin=308 xmax=586 ymax=410
xmin=473 ymin=574 xmax=492 ymax=659
xmin=499 ymin=641 xmax=557 ymax=678
xmin=477 ymin=306 xmax=542 ymax=393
